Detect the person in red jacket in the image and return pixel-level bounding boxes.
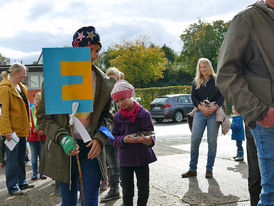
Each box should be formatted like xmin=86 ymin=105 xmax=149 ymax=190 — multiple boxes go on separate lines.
xmin=27 ymin=92 xmax=47 ymax=180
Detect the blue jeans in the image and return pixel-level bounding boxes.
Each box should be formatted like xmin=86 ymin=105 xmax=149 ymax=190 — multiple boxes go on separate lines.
xmin=189 ymin=111 xmax=220 ymax=171
xmin=59 ymin=141 xmax=101 ymax=206
xmin=55 ymin=181 xmax=61 ymax=195
xmin=105 ymin=143 xmax=120 ymax=187
xmin=5 ymin=136 xmax=28 ymax=193
xmin=29 ymin=141 xmax=45 ymax=177
xmin=236 ymin=140 xmax=243 ymax=151
xmin=251 ymin=123 xmax=274 ymax=205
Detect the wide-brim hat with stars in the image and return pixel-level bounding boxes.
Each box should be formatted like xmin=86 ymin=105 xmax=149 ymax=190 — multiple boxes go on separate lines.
xmin=72 ymin=26 xmax=102 ymax=48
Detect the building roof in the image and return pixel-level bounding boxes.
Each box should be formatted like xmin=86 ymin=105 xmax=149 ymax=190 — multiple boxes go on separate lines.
xmin=0 ymin=64 xmax=43 ymax=73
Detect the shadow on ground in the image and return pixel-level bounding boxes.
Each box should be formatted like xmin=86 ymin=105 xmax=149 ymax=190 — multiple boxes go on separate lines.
xmin=182 ymin=177 xmax=240 ymax=205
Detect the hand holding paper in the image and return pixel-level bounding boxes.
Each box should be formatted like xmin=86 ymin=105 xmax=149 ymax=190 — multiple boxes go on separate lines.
xmin=5 ymin=133 xmax=12 ymax=141
xmin=4 ymin=132 xmax=19 ymax=151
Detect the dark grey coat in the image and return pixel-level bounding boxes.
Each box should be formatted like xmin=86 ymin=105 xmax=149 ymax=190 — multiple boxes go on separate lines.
xmin=217 ymin=1 xmax=274 ymax=128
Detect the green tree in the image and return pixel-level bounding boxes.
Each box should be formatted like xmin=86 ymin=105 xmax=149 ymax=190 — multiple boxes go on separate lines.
xmin=161 ymin=44 xmax=176 ymax=64
xmin=156 ymin=45 xmax=192 ymax=86
xmin=0 ymin=53 xmax=8 ymax=65
xmin=109 ymin=39 xmax=168 ymax=88
xmin=179 ymin=19 xmax=230 ymax=75
xmin=144 ymin=45 xmax=193 ymax=87
xmin=96 ymin=48 xmax=116 ymax=71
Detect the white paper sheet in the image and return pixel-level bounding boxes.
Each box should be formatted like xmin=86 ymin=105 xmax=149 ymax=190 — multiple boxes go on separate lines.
xmin=69 ymin=102 xmax=92 ymax=143
xmin=72 ymin=116 xmax=92 ymax=143
xmin=4 ymin=132 xmax=19 ymax=151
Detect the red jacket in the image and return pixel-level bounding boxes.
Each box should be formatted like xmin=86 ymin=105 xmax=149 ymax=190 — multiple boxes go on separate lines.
xmin=27 ymin=106 xmax=46 ymax=141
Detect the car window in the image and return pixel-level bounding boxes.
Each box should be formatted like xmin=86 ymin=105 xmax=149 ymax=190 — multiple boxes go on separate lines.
xmin=186 ymin=96 xmax=191 ymax=103
xmin=186 ymin=95 xmax=192 ymax=103
xmin=179 ymin=96 xmax=191 ymax=103
xmin=173 ymin=97 xmax=180 ymax=103
xmin=151 ymin=97 xmax=168 ymax=104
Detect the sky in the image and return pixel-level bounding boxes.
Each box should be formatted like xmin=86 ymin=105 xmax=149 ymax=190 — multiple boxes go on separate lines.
xmin=0 ymin=0 xmax=256 ymax=65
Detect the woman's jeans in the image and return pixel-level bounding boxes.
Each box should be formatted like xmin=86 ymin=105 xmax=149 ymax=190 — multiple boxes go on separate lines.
xmin=59 ymin=141 xmax=101 ymax=206
xmin=120 ymin=165 xmax=149 ymax=206
xmin=189 ymin=111 xmax=220 ymax=171
xmin=251 ymin=123 xmax=274 ymax=206
xmin=29 ymin=141 xmax=45 ymax=177
xmin=5 ymin=136 xmax=28 ymax=193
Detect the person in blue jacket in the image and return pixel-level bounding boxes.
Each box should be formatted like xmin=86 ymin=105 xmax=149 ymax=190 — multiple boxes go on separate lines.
xmin=231 ymin=105 xmax=245 ymax=161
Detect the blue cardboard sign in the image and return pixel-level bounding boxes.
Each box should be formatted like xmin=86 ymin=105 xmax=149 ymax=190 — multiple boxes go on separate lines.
xmin=99 ymin=126 xmax=115 ymax=140
xmin=43 ymin=47 xmax=93 ymax=114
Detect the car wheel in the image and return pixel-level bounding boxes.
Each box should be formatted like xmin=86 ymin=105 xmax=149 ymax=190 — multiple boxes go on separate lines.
xmin=173 ymin=111 xmax=183 ymax=123
xmin=154 ymin=118 xmax=164 ymax=123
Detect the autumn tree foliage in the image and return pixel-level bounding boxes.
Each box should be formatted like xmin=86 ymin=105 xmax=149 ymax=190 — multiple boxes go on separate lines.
xmin=179 ymin=19 xmax=230 ymax=75
xmin=108 ymin=39 xmax=168 ymax=88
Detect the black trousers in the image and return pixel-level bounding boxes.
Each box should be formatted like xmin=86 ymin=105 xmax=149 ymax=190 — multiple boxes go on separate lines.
xmin=120 ymin=165 xmax=149 ymax=206
xmin=0 ymin=137 xmax=5 ymax=164
xmin=246 ymin=126 xmax=262 ymax=206
xmin=105 ymin=143 xmax=120 ymax=187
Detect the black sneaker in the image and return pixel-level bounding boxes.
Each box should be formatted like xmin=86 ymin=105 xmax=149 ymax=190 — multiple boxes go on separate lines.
xmin=234 ymin=156 xmax=244 ymax=161
xmin=19 ymin=184 xmax=35 ymax=190
xmin=100 ymin=188 xmax=120 ymax=202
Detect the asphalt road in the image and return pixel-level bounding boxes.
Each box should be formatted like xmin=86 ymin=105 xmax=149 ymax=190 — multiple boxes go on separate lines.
xmin=0 ymin=120 xmax=250 ymax=206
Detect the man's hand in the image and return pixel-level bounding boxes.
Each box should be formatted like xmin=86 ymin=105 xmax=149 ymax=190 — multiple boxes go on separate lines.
xmin=69 ymin=145 xmax=79 ymax=156
xmin=258 ymin=107 xmax=274 ymax=127
xmin=0 ymin=162 xmax=4 ymax=168
xmin=87 ymin=139 xmax=102 ymax=159
xmin=60 ymin=135 xmax=78 ymax=156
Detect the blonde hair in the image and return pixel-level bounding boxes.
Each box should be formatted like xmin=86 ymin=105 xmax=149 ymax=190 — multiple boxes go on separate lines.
xmin=194 ymin=58 xmax=215 ymax=89
xmin=106 ymin=67 xmax=120 ymax=80
xmin=119 ymin=71 xmax=124 ymax=80
xmin=1 ymin=63 xmax=27 ymax=80
xmin=34 ymin=91 xmax=41 ymax=98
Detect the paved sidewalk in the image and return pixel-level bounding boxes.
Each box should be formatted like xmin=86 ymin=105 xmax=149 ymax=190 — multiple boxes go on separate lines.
xmin=0 ymin=122 xmax=251 ymax=205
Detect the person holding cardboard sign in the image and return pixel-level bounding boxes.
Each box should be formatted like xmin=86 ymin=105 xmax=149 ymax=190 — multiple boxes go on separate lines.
xmin=37 ymin=26 xmax=114 ymax=206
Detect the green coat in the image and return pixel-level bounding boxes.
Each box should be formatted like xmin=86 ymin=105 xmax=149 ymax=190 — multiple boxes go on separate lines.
xmin=217 ymin=1 xmax=274 ymax=128
xmin=37 ymin=65 xmax=115 ymax=184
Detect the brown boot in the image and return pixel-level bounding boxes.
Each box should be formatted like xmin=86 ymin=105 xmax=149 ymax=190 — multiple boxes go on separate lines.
xmin=181 ymin=170 xmax=197 ymax=178
xmin=205 ymin=170 xmax=213 ymax=178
